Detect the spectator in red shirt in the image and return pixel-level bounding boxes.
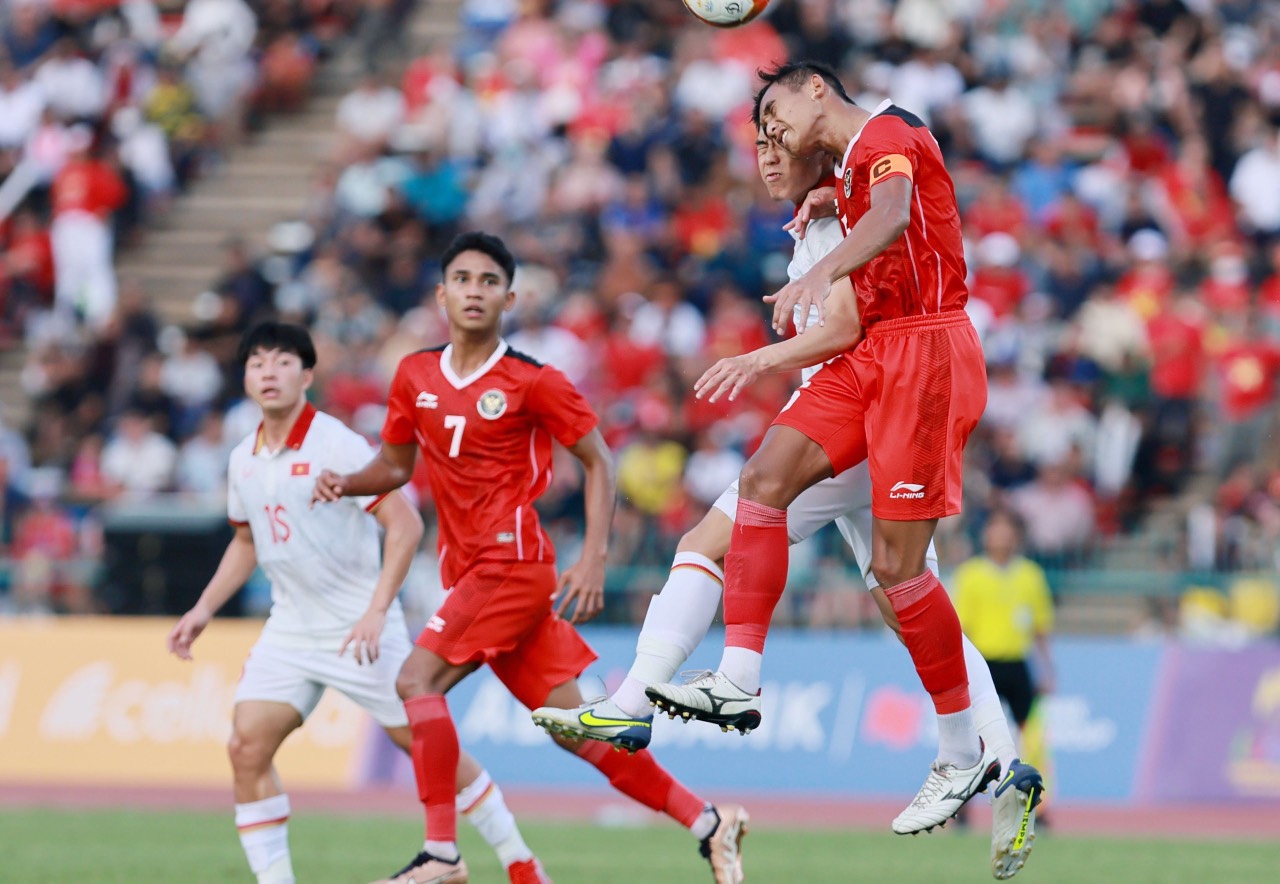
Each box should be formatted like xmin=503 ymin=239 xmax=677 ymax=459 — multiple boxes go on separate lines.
xmin=12 ymin=474 xmax=84 ymax=614
xmin=970 ymin=232 xmax=1029 ymax=319
xmin=50 ymin=127 xmax=127 ymax=329
xmin=1116 ymin=230 xmax=1176 ymax=321
xmin=965 ymin=175 xmax=1029 ymax=241
xmin=1215 ymin=320 xmax=1280 ymax=476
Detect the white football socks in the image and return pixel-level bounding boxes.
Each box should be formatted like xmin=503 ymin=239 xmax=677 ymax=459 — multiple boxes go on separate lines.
xmin=424 ymin=840 xmax=459 ymax=862
xmin=235 ymin=794 xmax=295 ymax=884
xmin=962 ymin=635 xmax=1018 ymax=773
xmin=458 ymin=770 xmax=533 ymax=867
xmin=718 ymin=646 xmax=763 ymax=696
xmin=613 ymin=553 xmax=725 ymax=717
xmin=936 ymin=706 xmax=982 ymax=769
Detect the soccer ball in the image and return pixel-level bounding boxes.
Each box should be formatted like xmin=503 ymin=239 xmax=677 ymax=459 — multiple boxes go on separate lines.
xmin=681 ymin=0 xmax=771 ymax=28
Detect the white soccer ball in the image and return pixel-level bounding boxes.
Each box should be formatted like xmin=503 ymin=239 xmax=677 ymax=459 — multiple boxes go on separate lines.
xmin=681 ymin=0 xmax=772 ymax=28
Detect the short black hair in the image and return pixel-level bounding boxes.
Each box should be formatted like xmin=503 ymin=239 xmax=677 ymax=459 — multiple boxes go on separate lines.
xmin=752 ymin=60 xmax=854 ymax=127
xmin=440 ymin=231 xmax=516 ymax=288
xmin=237 ymin=321 xmax=317 ymax=369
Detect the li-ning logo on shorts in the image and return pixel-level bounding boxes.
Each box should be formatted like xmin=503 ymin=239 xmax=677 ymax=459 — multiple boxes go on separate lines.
xmin=889 ymin=481 xmax=926 ymax=499
xmin=477 ymin=388 xmax=507 ymax=419
xmin=426 ymin=615 xmax=446 ymax=633
xmin=416 ymin=391 xmax=438 ymax=409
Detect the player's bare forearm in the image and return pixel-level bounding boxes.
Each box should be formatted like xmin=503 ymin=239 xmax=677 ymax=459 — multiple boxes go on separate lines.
xmin=568 ymin=428 xmax=616 ymax=562
xmin=759 ymin=278 xmax=862 ymax=373
xmin=368 ymin=492 xmax=425 ymax=615
xmin=196 ymin=525 xmax=257 ymax=616
xmin=321 ymin=442 xmax=417 ymax=500
xmin=813 ymin=177 xmax=912 ymax=284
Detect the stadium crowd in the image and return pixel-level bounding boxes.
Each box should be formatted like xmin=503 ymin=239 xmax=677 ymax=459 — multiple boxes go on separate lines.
xmin=3 ymin=0 xmax=1280 ymax=631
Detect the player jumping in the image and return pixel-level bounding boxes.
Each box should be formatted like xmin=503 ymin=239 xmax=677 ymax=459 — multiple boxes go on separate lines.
xmin=533 ymin=111 xmax=1042 ymax=879
xmin=311 ymin=233 xmax=748 ymax=884
xmin=168 ymin=322 xmax=548 ymax=884
xmin=644 ymin=61 xmax=1043 ymax=866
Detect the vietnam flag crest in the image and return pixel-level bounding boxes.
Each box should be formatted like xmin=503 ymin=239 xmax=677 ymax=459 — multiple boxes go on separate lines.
xmin=291 ymin=462 xmax=310 ymax=476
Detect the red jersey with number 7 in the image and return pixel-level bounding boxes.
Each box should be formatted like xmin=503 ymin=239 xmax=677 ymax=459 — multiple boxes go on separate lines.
xmin=381 ymin=341 xmax=599 ymax=587
xmin=835 ymin=101 xmax=969 ymax=328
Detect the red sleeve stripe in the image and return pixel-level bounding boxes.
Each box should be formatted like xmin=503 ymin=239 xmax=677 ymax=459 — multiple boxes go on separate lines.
xmin=365 ymin=492 xmax=391 ymax=513
xmin=672 ymin=562 xmax=724 ymax=586
xmin=236 ymin=815 xmax=289 ymax=833
xmin=228 ymin=518 xmax=250 ymax=528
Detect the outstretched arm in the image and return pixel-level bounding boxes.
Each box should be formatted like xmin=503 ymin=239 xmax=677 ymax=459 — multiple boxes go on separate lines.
xmin=555 ymin=427 xmax=615 ymax=624
xmin=696 ymin=276 xmax=862 ymax=403
xmin=767 ymin=176 xmax=912 ymax=334
xmin=313 ymin=441 xmax=417 ymax=503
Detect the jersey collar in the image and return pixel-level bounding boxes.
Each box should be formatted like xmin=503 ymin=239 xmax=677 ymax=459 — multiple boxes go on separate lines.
xmin=440 ymin=339 xmax=508 ymax=390
xmin=253 ymin=401 xmax=317 ymax=455
xmin=839 ymin=99 xmax=894 ymax=173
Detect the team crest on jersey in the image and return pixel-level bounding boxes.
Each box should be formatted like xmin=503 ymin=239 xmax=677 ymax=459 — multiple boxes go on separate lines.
xmin=843 ymin=167 xmax=853 ymax=198
xmin=477 ymin=388 xmax=507 ymax=419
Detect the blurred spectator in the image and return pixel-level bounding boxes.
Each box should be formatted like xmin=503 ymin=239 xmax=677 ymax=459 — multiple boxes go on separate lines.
xmin=101 ymin=408 xmax=177 ymax=496
xmin=176 ymin=411 xmax=228 ymax=495
xmin=0 ymin=60 xmax=44 ymax=150
xmin=10 ymin=469 xmax=84 ymax=614
xmin=1011 ymin=460 xmax=1096 ymax=565
xmin=1229 ymin=125 xmax=1280 ymax=244
xmin=336 ymin=70 xmax=406 ymax=147
xmin=168 ymin=0 xmax=256 ymax=146
xmin=49 ymin=128 xmax=127 ymax=329
xmin=1214 ymin=320 xmax=1280 ymax=477
xmin=35 ymin=38 xmax=106 ymax=122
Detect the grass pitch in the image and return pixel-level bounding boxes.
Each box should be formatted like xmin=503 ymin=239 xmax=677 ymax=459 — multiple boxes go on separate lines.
xmin=1 ymin=807 xmax=1277 ymax=883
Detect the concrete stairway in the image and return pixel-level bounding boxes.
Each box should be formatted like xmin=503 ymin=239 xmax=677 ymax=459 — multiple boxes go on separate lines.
xmin=0 ymin=0 xmax=463 ymax=427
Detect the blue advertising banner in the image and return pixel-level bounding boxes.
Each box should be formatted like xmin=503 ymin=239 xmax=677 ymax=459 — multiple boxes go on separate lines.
xmin=365 ymin=629 xmax=1166 ymax=801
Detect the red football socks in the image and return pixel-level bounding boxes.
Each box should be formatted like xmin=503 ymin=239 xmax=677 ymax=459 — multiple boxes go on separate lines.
xmin=575 ymin=741 xmax=704 ymax=828
xmin=885 ymin=571 xmax=971 ymax=714
xmin=723 ymin=498 xmax=789 ymax=653
xmin=405 ymin=693 xmax=459 ymax=841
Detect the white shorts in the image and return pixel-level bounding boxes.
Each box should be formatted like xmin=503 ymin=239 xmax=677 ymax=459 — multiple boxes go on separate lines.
xmin=234 ymin=627 xmax=413 ymax=728
xmin=712 ymin=461 xmax=938 ymax=589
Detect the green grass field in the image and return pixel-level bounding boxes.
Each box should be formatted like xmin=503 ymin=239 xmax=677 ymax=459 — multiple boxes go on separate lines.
xmin=2 ymin=808 xmax=1277 ymax=883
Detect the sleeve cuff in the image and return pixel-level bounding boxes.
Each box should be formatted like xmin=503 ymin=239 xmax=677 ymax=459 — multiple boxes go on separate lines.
xmin=365 ymin=492 xmax=391 ymax=513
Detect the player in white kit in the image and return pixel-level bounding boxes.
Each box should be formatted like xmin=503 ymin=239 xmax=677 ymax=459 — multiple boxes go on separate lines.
xmin=533 ymin=121 xmax=1037 ymax=878
xmin=168 ymin=322 xmax=549 ymax=884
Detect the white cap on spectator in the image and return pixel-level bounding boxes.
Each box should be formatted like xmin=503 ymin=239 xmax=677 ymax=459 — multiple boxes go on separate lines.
xmin=977 ymin=232 xmax=1020 ymax=268
xmin=1128 ymin=229 xmax=1169 ymax=263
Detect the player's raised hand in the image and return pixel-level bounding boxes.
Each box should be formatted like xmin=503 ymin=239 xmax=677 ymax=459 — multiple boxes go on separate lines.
xmin=311 ymin=469 xmax=345 ymax=506
xmin=340 ymin=608 xmax=385 ymax=665
xmin=765 ymin=273 xmax=831 ymax=335
xmin=167 ymin=604 xmax=212 ymax=661
xmin=783 ymin=185 xmax=837 ymax=240
xmin=554 ymin=557 xmax=605 ymax=625
xmin=695 ymin=351 xmax=765 ymax=403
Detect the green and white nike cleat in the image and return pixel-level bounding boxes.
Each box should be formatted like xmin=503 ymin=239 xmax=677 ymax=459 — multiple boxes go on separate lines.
xmin=645 ymin=670 xmax=762 ymax=734
xmin=990 ymin=758 xmax=1044 ymax=879
xmin=531 ymin=698 xmax=653 ymax=753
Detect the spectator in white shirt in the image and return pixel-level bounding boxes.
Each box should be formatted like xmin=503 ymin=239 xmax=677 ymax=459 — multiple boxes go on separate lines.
xmin=1229 ymin=126 xmax=1280 ymax=240
xmin=964 ymin=67 xmax=1038 ymax=168
xmin=336 ymin=71 xmax=406 ymax=147
xmin=102 ymin=409 xmax=178 ymax=497
xmin=0 ymin=63 xmax=44 ymax=149
xmin=176 ymin=411 xmax=228 ymax=495
xmin=35 ymin=39 xmax=105 ymax=121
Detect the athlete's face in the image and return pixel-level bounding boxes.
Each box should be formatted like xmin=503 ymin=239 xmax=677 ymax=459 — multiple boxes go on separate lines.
xmin=244 ymin=347 xmax=312 ymax=415
xmin=760 ymin=78 xmax=822 ymax=157
xmin=437 ymin=249 xmax=515 ymax=335
xmin=756 ymin=130 xmax=827 ymax=204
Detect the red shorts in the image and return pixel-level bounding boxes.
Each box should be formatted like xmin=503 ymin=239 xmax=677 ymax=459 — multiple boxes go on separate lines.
xmin=415 ymin=561 xmax=598 ymax=709
xmin=774 ymin=310 xmax=987 ymax=520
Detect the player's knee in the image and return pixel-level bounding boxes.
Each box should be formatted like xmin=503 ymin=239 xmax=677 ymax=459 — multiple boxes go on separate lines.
xmin=395 ymin=667 xmax=425 ymax=700
xmin=737 ymin=462 xmax=791 ymax=508
xmin=870 ymin=555 xmax=913 ymax=593
xmin=226 ymin=729 xmax=272 ymax=775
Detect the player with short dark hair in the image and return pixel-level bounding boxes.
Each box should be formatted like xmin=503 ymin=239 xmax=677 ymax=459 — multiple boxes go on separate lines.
xmin=646 ymin=62 xmax=1044 ymax=876
xmin=313 ymin=233 xmax=748 ymax=884
xmin=169 ymin=322 xmax=547 ymax=884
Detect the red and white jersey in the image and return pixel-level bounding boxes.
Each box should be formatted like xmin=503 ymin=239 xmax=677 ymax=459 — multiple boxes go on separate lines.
xmin=228 ymin=404 xmax=406 ymax=650
xmin=381 ymin=340 xmax=598 ymax=588
xmin=835 ymin=100 xmax=968 ymax=327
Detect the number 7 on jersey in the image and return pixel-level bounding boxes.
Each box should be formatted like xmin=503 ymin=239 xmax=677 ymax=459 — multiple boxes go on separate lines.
xmin=444 ymin=414 xmax=466 ymax=458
